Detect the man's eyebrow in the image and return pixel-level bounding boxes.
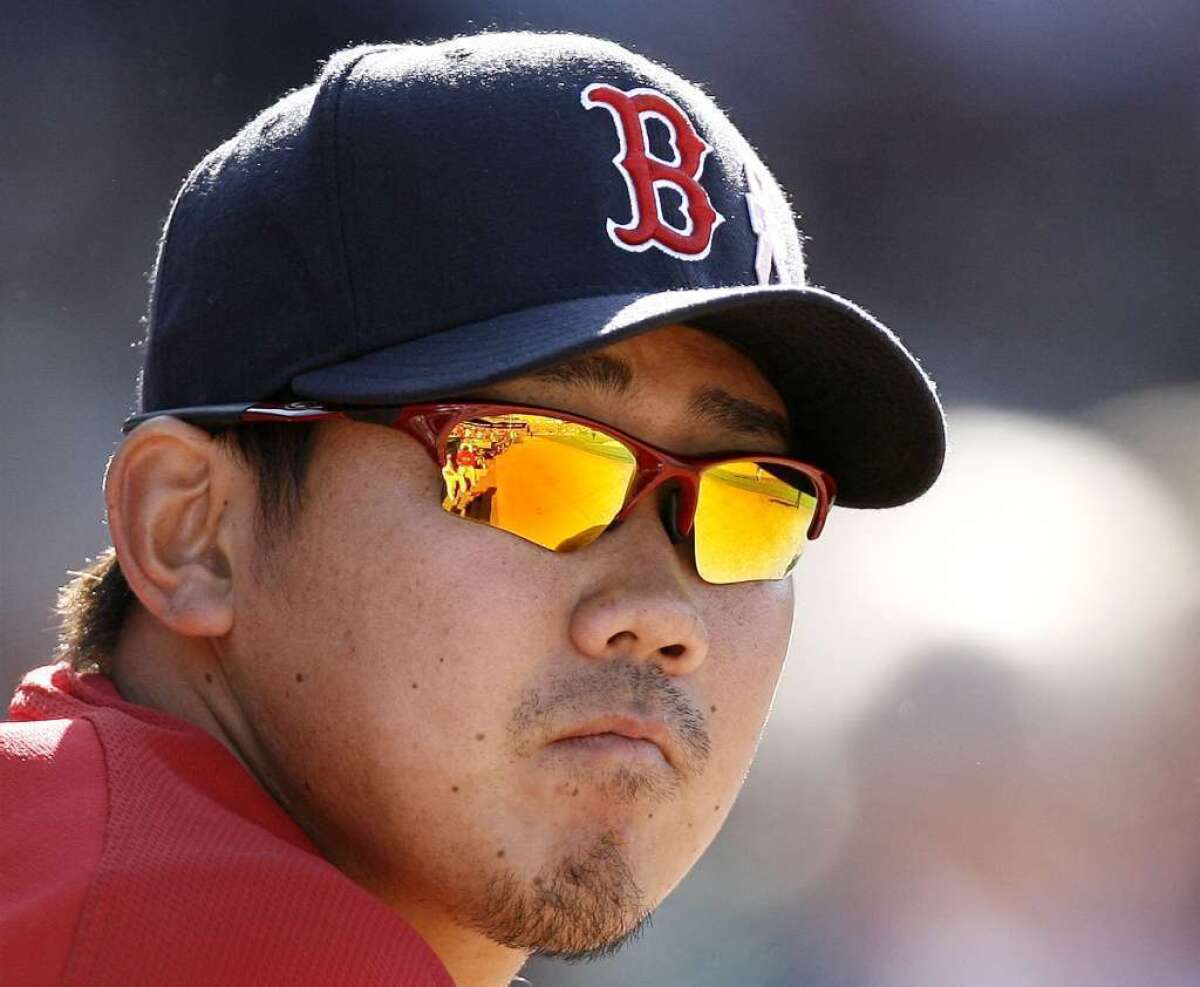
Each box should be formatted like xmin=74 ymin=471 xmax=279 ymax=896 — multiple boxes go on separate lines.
xmin=527 ymin=355 xmax=789 ymax=443
xmin=527 ymin=353 xmax=633 ymax=395
xmin=688 ymin=387 xmax=791 ymax=444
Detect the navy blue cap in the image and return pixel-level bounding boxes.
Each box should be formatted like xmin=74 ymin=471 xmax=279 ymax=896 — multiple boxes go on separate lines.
xmin=139 ymin=32 xmax=944 ymax=508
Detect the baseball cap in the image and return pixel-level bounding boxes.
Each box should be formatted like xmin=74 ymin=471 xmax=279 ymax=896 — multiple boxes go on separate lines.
xmin=138 ymin=31 xmax=945 ymax=509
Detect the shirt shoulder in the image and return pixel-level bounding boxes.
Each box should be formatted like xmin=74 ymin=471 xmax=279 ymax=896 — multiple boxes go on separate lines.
xmin=0 ymin=716 xmax=108 ymax=987
xmin=4 ymin=664 xmax=455 ymax=987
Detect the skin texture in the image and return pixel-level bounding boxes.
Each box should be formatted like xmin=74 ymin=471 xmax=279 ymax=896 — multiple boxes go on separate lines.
xmin=106 ymin=324 xmax=797 ymax=987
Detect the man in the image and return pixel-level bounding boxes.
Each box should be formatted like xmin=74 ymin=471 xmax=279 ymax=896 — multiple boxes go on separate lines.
xmin=0 ymin=31 xmax=944 ymax=987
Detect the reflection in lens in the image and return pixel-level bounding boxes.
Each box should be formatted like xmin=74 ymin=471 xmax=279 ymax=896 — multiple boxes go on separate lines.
xmin=695 ymin=460 xmax=816 ymax=584
xmin=441 ymin=414 xmax=637 ymax=552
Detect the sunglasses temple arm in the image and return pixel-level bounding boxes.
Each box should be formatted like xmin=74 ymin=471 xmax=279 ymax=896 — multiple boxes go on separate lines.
xmin=807 ymin=473 xmax=837 ymax=540
xmin=121 ymin=403 xmax=259 ymax=434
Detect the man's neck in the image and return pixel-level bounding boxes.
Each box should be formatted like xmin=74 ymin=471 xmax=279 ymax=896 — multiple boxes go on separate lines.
xmin=107 ymin=610 xmax=530 ymax=987
xmin=363 ymin=893 xmax=529 ymax=987
xmin=109 ymin=607 xmax=265 ymax=781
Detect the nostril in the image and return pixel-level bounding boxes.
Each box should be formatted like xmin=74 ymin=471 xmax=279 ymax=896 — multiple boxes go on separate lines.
xmin=659 ymin=643 xmax=686 ymax=658
xmin=606 ymin=630 xmax=637 ymax=650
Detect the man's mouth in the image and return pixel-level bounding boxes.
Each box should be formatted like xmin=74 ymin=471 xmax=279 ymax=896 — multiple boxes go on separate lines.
xmin=550 ymin=715 xmax=677 ymax=769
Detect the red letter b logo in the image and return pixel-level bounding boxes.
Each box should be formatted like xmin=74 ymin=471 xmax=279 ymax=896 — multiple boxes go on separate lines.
xmin=582 ymin=83 xmax=724 ymax=260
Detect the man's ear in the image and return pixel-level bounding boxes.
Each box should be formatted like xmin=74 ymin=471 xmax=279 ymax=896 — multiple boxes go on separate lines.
xmin=104 ymin=417 xmax=238 ymax=638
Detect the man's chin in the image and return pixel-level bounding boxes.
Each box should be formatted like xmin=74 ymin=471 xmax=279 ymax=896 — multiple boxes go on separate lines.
xmin=467 ymin=830 xmax=653 ymax=959
xmin=531 ymin=909 xmax=654 ymax=964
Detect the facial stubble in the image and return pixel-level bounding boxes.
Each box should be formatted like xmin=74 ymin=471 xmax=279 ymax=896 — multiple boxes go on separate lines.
xmin=470 ymin=830 xmax=652 ymax=961
xmin=459 ymin=661 xmax=710 ymax=960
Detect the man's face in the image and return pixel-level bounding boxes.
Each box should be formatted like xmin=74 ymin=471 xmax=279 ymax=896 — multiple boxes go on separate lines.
xmin=224 ymin=324 xmax=796 ymax=957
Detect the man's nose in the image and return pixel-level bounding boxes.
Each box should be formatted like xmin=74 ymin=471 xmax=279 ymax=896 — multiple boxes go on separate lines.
xmin=568 ymin=505 xmax=709 ymax=675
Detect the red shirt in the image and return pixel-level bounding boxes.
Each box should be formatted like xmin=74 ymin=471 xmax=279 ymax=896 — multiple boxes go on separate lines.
xmin=0 ymin=663 xmax=455 ymax=986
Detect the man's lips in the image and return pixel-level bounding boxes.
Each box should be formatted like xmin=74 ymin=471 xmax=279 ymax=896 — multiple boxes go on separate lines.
xmin=550 ymin=715 xmax=677 ymax=769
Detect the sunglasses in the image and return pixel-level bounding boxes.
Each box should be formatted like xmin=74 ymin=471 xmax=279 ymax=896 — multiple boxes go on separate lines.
xmin=122 ymin=401 xmax=836 ymax=585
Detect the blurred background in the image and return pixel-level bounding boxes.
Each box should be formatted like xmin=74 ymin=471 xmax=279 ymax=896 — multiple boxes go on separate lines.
xmin=2 ymin=1 xmax=1198 ymax=984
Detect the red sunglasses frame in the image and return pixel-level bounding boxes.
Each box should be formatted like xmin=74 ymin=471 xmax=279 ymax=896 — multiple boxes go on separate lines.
xmin=123 ymin=400 xmax=837 ymax=543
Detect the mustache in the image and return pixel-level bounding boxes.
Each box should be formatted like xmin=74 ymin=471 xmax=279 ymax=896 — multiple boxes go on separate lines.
xmin=507 ymin=660 xmax=712 ymax=779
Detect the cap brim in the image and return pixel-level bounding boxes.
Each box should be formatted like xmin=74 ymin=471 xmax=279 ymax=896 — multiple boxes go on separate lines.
xmin=291 ymin=285 xmax=945 ymax=508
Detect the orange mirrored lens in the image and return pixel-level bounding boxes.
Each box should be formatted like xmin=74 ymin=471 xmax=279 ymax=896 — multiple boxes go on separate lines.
xmin=441 ymin=413 xmax=637 ymax=552
xmin=694 ymin=460 xmax=817 ymax=584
